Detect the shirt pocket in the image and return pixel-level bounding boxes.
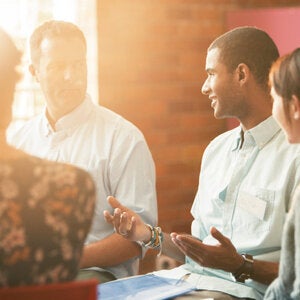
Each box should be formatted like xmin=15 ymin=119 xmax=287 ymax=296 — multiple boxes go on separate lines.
xmin=234 ymin=188 xmax=275 ymax=233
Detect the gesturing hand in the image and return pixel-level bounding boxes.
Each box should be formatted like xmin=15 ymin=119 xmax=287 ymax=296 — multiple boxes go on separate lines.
xmin=170 ymin=227 xmax=243 ymax=273
xmin=103 ymin=196 xmax=151 ymax=243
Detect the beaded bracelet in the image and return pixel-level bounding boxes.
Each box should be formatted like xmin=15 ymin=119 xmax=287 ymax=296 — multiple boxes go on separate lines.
xmin=141 ymin=224 xmax=164 ymax=256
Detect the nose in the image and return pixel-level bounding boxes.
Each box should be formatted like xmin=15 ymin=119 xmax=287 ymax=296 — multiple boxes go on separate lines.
xmin=201 ymin=78 xmax=209 ymax=95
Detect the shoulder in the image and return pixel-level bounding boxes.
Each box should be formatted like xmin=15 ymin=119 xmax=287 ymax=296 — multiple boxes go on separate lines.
xmin=7 ymin=115 xmax=42 ymax=144
xmin=14 ymin=114 xmax=42 ymax=131
xmin=93 ymin=104 xmax=146 ymax=140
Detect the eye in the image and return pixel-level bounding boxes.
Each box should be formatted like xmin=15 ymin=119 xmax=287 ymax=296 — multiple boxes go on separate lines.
xmin=207 ymin=71 xmax=215 ymax=77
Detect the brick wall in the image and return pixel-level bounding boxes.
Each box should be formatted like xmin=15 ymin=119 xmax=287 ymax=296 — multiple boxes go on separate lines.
xmin=97 ymin=0 xmax=300 ymax=273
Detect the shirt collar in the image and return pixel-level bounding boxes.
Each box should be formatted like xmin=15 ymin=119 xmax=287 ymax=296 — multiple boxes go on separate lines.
xmin=232 ymin=116 xmax=281 ymax=151
xmin=248 ymin=116 xmax=280 ymax=149
xmin=41 ymin=94 xmax=94 ymax=136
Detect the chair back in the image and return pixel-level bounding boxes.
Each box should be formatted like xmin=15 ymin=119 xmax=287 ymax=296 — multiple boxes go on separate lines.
xmin=0 ymin=279 xmax=98 ymax=300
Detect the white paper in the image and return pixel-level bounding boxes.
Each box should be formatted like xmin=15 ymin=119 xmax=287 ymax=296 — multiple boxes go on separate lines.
xmin=237 ymin=192 xmax=267 ymax=220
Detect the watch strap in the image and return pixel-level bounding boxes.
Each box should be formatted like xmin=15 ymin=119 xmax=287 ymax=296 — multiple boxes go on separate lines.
xmin=232 ymin=253 xmax=254 ymax=283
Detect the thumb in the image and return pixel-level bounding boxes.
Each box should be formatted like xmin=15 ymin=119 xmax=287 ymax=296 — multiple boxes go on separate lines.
xmin=210 ymin=226 xmax=229 ymax=245
xmin=107 ymin=196 xmax=125 ymax=210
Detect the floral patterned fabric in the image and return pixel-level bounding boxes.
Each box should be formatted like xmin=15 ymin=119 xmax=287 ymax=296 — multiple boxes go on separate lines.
xmin=0 ymin=155 xmax=95 ymax=287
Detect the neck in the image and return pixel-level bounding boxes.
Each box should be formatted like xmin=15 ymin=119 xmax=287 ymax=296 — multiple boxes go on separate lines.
xmin=239 ymin=86 xmax=272 ymax=131
xmin=240 ymin=102 xmax=272 ymax=131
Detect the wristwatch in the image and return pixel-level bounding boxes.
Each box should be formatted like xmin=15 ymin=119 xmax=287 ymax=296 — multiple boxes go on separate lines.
xmin=232 ymin=254 xmax=254 ymax=283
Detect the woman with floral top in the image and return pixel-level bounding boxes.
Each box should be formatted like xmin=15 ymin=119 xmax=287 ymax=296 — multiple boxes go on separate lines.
xmin=0 ymin=28 xmax=95 ymax=287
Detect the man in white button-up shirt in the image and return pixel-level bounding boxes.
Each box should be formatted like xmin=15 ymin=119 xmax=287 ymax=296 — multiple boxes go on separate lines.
xmin=8 ymin=20 xmax=157 ymax=282
xmin=104 ymin=27 xmax=300 ymax=300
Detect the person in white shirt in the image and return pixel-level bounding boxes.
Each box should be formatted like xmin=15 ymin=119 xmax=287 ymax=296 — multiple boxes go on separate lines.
xmin=104 ymin=27 xmax=300 ymax=299
xmin=8 ymin=20 xmax=157 ymax=283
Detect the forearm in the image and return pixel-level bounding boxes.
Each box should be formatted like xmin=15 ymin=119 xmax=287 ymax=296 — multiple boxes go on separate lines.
xmin=244 ymin=258 xmax=278 ymax=285
xmin=230 ymin=253 xmax=278 ymax=284
xmin=80 ymin=233 xmax=141 ymax=268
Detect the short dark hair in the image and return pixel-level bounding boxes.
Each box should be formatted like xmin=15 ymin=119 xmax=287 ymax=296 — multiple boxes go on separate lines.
xmin=270 ymin=48 xmax=300 ymax=122
xmin=209 ymin=26 xmax=279 ymax=90
xmin=30 ymin=20 xmax=86 ymax=66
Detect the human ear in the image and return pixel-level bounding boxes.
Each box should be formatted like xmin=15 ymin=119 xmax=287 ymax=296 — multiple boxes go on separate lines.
xmin=236 ymin=63 xmax=249 ymax=84
xmin=29 ymin=64 xmax=39 ymax=82
xmin=291 ymin=95 xmax=300 ymax=120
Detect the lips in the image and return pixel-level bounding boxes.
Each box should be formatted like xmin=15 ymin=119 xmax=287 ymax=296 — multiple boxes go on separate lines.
xmin=210 ymin=98 xmax=217 ymax=109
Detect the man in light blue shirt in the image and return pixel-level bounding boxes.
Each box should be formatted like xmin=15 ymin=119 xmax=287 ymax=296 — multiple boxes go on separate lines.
xmin=186 ymin=116 xmax=300 ymax=299
xmin=104 ymin=26 xmax=300 ymax=299
xmin=8 ymin=20 xmax=157 ymax=283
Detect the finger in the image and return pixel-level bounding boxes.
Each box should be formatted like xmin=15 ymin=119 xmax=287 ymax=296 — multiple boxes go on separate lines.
xmin=172 ymin=237 xmax=205 ymax=265
xmin=122 ymin=213 xmax=135 ymax=231
xmin=171 ymin=234 xmax=200 ymax=254
xmin=119 ymin=212 xmax=130 ymax=235
xmin=172 ymin=237 xmax=188 ymax=254
xmin=129 ymin=217 xmax=136 ymax=232
xmin=176 ymin=234 xmax=205 ymax=252
xmin=107 ymin=196 xmax=125 ymax=210
xmin=171 ymin=232 xmax=205 ymax=253
xmin=118 ymin=215 xmax=137 ymax=240
xmin=108 ymin=208 xmax=121 ymax=234
xmin=103 ymin=210 xmax=113 ymax=223
xmin=170 ymin=233 xmax=188 ymax=250
xmin=170 ymin=232 xmax=178 ymax=239
xmin=210 ymin=227 xmax=230 ymax=246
